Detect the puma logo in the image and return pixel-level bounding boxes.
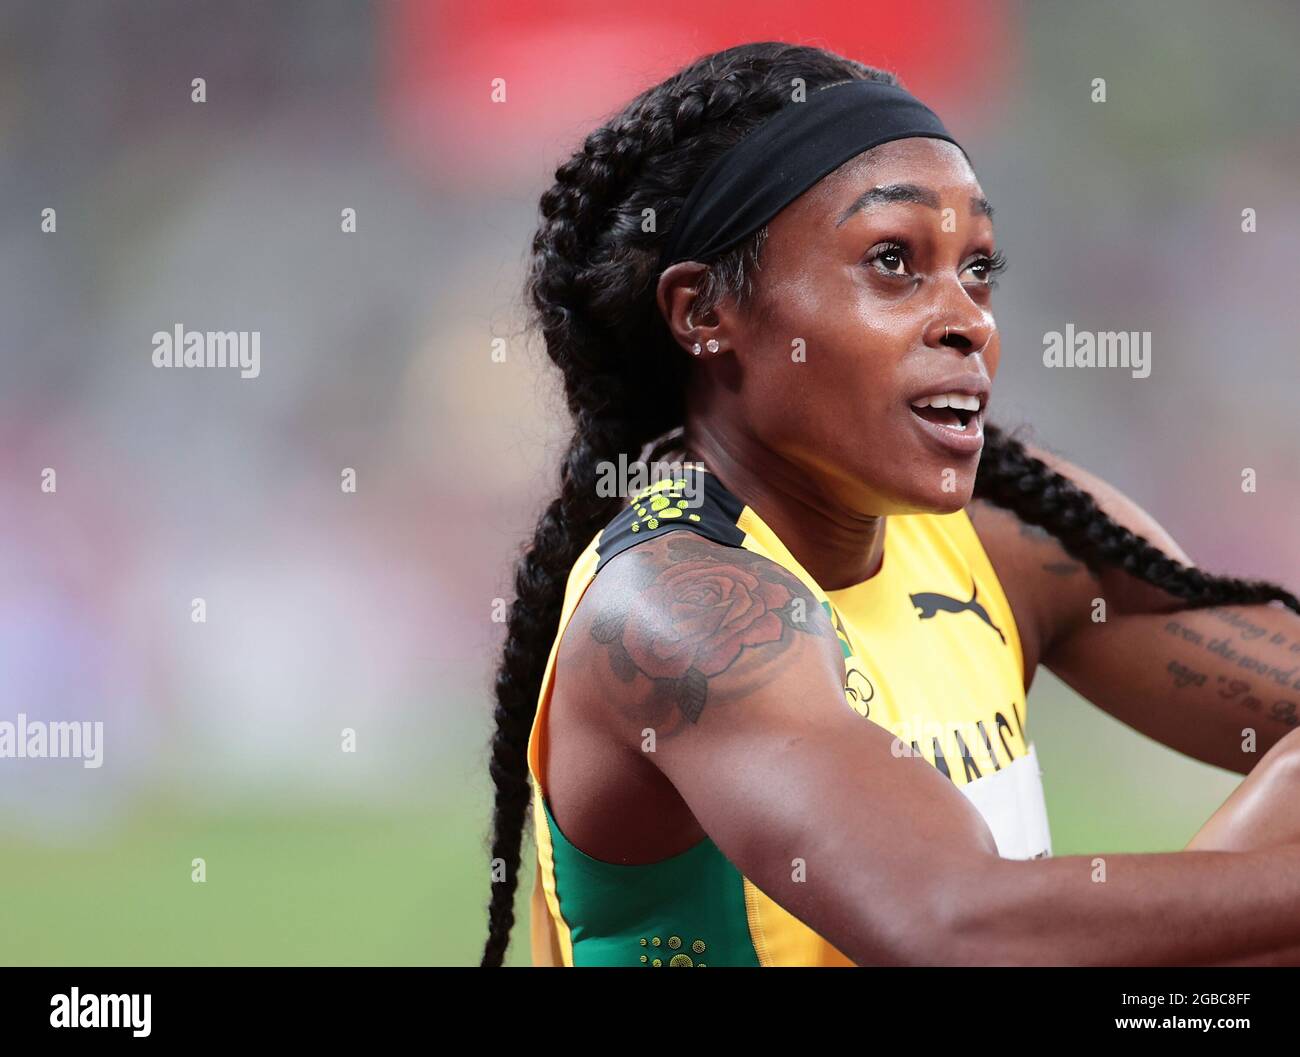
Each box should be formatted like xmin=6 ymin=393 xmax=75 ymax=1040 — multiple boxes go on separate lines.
xmin=909 ymin=581 xmax=1006 ymax=644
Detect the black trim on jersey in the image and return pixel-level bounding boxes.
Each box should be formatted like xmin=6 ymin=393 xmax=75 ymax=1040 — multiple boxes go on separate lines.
xmin=594 ymin=466 xmax=746 ymax=574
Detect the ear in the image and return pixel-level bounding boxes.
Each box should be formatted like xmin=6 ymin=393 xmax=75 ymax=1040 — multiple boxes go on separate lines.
xmin=655 ymin=261 xmax=736 ymax=361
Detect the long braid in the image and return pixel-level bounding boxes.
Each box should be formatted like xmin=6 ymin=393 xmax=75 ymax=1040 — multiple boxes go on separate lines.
xmin=481 ymin=43 xmax=897 ymax=966
xmin=482 ymin=421 xmax=637 ymax=969
xmin=975 ymin=423 xmax=1300 ymax=614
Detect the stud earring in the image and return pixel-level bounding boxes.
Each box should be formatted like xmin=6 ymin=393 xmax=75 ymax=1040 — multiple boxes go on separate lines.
xmin=705 ymin=339 xmax=720 ymax=353
xmin=692 ymin=343 xmax=701 ymax=355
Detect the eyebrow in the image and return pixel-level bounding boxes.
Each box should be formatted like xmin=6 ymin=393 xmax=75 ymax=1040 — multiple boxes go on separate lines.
xmin=835 ymin=184 xmax=995 ymax=226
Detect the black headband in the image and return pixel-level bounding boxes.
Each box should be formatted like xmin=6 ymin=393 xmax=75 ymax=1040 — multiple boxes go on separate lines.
xmin=658 ymin=79 xmax=967 ymax=270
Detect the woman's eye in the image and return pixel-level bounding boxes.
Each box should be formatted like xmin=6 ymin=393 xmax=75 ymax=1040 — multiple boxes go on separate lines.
xmin=869 ymin=245 xmax=909 ymax=276
xmin=961 ymin=251 xmax=1007 ymax=286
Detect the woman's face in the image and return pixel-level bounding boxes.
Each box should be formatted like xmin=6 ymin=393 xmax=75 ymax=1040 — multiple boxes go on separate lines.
xmin=684 ymin=137 xmax=1002 ymax=516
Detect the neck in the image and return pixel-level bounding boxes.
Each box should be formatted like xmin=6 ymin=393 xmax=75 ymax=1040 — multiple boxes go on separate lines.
xmin=675 ymin=418 xmax=886 ymax=591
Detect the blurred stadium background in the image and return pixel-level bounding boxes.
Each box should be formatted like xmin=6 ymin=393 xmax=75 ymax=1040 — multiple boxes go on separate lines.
xmin=1 ymin=0 xmax=1297 ymax=965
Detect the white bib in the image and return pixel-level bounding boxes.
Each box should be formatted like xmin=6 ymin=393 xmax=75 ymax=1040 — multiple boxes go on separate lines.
xmin=957 ymin=742 xmax=1053 ymax=859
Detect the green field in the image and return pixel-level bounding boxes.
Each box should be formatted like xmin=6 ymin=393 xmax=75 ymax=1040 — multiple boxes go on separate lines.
xmin=0 ymin=795 xmax=532 ymax=966
xmin=0 ymin=676 xmax=1241 ymax=965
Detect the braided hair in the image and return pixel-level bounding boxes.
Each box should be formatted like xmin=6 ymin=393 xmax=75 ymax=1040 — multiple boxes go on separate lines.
xmin=481 ymin=41 xmax=1300 ymax=967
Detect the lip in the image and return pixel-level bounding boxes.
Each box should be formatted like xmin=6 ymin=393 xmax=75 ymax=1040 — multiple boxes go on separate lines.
xmin=905 ymin=374 xmax=991 ymax=406
xmin=908 ymin=403 xmax=985 ymax=457
xmin=904 ymin=372 xmax=990 ymax=458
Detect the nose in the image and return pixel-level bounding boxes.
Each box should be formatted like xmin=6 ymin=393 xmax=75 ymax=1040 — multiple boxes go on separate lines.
xmin=923 ymin=292 xmax=994 ymax=355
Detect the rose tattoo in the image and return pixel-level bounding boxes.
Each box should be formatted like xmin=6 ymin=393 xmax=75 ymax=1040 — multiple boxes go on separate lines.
xmin=591 ymin=539 xmax=816 ymax=724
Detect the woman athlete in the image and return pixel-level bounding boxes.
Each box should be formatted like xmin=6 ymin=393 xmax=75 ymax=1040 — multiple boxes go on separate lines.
xmin=482 ymin=42 xmax=1300 ymax=967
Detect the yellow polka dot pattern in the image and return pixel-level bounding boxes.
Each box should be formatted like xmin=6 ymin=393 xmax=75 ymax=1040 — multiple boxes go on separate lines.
xmin=637 ymin=936 xmax=707 ymax=967
xmin=626 ymin=478 xmax=703 ymax=533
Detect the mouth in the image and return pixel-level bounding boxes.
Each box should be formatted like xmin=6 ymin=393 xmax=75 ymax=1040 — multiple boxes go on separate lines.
xmin=907 ymin=390 xmax=986 ymax=455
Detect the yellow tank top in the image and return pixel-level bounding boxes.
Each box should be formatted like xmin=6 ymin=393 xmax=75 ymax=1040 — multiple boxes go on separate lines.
xmin=526 ymin=466 xmax=1050 ymax=967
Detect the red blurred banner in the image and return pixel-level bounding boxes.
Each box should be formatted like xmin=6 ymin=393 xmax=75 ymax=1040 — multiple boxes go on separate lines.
xmin=382 ymin=0 xmax=1012 ymax=188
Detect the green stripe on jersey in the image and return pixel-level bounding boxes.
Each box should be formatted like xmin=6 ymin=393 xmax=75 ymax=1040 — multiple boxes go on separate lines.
xmin=541 ymin=797 xmax=760 ymax=967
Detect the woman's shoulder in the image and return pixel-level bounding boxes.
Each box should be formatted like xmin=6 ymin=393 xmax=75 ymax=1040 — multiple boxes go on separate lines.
xmin=591 ymin=466 xmax=746 ymax=574
xmin=558 ymin=525 xmax=841 ymax=734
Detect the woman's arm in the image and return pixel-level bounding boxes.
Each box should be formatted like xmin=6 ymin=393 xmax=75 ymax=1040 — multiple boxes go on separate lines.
xmin=570 ymin=531 xmax=1300 ymax=966
xmin=1184 ymin=730 xmax=1300 ymax=965
xmin=969 ymin=442 xmax=1300 ymax=773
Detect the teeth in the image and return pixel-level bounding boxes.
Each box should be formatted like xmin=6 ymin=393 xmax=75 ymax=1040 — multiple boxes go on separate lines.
xmin=911 ymin=392 xmax=982 ymax=411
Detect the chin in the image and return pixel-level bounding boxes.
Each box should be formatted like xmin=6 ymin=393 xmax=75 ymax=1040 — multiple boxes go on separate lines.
xmin=929 ymin=489 xmax=973 ymax=515
xmin=840 ymin=463 xmax=974 ymax=516
xmin=891 ymin=480 xmax=975 ymax=516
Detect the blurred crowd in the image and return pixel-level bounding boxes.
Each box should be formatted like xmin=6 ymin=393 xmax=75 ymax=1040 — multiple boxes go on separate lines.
xmin=0 ymin=0 xmax=1296 ymax=845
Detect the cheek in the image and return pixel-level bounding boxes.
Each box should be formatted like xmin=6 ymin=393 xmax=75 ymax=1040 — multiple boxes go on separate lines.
xmin=773 ymin=267 xmax=910 ymax=373
xmin=742 ymin=267 xmax=911 ymax=439
xmin=827 ymin=306 xmax=915 ymax=413
xmin=985 ymin=333 xmax=1002 ymax=378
